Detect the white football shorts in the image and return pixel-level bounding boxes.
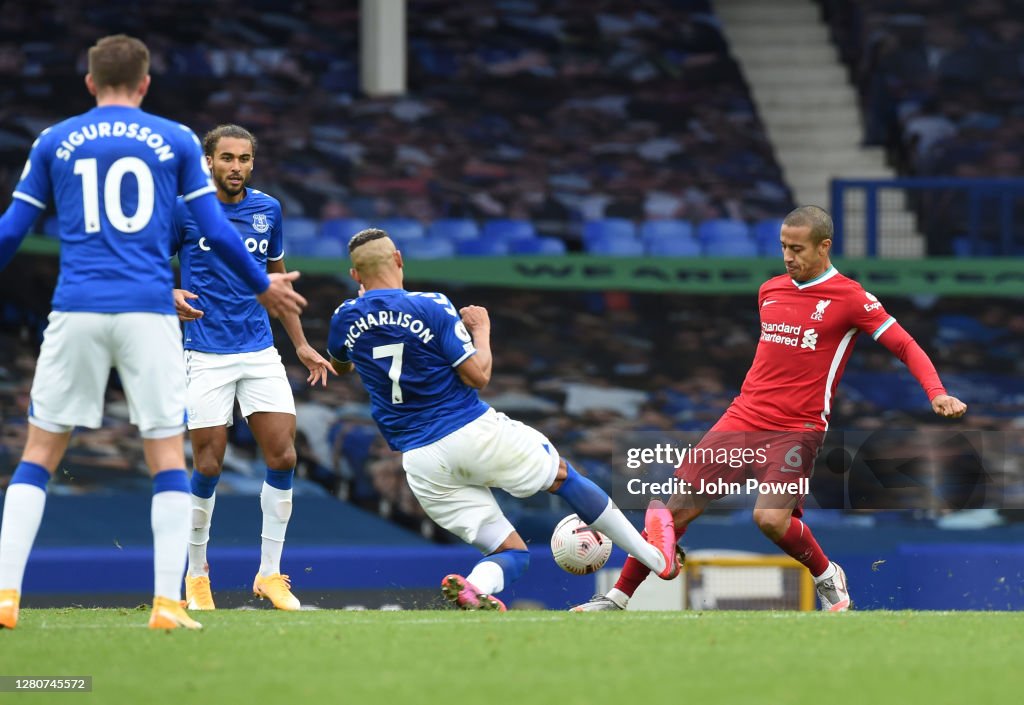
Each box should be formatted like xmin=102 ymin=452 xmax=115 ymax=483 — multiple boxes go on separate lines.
xmin=29 ymin=311 xmax=186 ymax=436
xmin=184 ymin=346 xmax=295 ymax=430
xmin=402 ymin=408 xmax=560 ymax=553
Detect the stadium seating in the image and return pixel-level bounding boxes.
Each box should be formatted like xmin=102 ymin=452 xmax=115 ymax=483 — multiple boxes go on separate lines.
xmin=456 ymin=239 xmax=510 ymax=257
xmin=698 ymin=219 xmax=757 ymax=257
xmin=583 ymin=219 xmax=638 ymax=247
xmin=641 ymin=220 xmax=701 ymax=256
xmin=372 ymin=218 xmax=425 ymax=241
xmin=646 ymin=237 xmax=702 ymax=257
xmin=427 ymin=219 xmax=480 ymax=242
xmin=399 ymin=238 xmax=456 ymax=259
xmin=509 ymin=237 xmax=567 ymax=255
xmin=585 ymin=235 xmax=645 ymax=256
xmin=754 ymin=218 xmax=784 ymax=256
xmin=320 ymin=218 xmax=370 ymax=242
xmin=282 ymin=217 xmax=320 ymax=242
xmin=482 ymin=219 xmax=537 ymax=242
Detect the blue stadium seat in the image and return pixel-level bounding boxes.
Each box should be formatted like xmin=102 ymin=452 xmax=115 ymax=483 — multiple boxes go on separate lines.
xmin=698 ymin=219 xmax=757 ymax=257
xmin=457 ymin=239 xmax=510 ymax=256
xmin=582 ymin=218 xmax=637 ymax=245
xmin=697 ymin=218 xmax=752 ymax=244
xmin=952 ymin=237 xmax=996 ymax=257
xmin=285 ymin=238 xmax=320 ymax=257
xmin=373 ymin=218 xmax=425 ymax=241
xmin=400 ymin=238 xmax=456 ymax=259
xmin=641 ymin=219 xmax=695 ymax=244
xmin=641 ymin=220 xmax=700 ymax=256
xmin=307 ymin=238 xmax=346 ymax=259
xmin=319 ymin=218 xmax=370 ymax=242
xmin=646 ymin=237 xmax=701 ymax=257
xmin=585 ymin=235 xmax=644 ymax=256
xmin=753 ymin=218 xmax=784 ymax=253
xmin=509 ymin=237 xmax=567 ymax=255
xmin=428 ymin=218 xmax=480 ymax=242
xmin=283 ymin=217 xmax=320 ymax=242
xmin=703 ymin=238 xmax=759 ymax=257
xmin=482 ymin=219 xmax=536 ymax=242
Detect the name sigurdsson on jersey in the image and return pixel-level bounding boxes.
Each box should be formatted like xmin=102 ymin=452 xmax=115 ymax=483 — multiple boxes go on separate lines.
xmin=342 ymin=310 xmax=435 ymax=350
xmin=53 ymin=121 xmax=177 ymax=162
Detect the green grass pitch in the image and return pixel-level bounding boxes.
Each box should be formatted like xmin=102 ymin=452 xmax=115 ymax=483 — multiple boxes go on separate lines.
xmin=1 ymin=609 xmax=1021 ymax=704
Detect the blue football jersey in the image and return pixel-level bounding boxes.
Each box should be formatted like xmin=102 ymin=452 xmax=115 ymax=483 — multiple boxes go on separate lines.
xmin=169 ymin=189 xmax=283 ymax=353
xmin=327 ymin=289 xmax=489 ymax=451
xmin=12 ymin=105 xmax=215 ymax=314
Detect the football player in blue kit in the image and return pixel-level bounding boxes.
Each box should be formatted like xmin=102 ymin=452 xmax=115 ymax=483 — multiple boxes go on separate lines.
xmin=168 ymin=125 xmax=333 ymax=612
xmin=327 ymin=229 xmax=679 ymax=611
xmin=0 ymin=35 xmax=305 ymax=631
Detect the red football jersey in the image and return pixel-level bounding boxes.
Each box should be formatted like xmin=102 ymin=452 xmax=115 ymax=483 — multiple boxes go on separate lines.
xmin=729 ymin=266 xmax=895 ymax=432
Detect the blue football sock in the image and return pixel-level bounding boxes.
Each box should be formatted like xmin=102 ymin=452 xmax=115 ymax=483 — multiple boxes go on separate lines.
xmin=554 ymin=462 xmax=611 ymax=525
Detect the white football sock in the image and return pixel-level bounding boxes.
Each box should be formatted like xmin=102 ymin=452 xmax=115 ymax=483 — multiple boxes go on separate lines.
xmin=606 ymin=588 xmax=629 ymax=608
xmin=814 ymin=561 xmax=837 ymax=583
xmin=151 ymin=490 xmax=190 ymax=601
xmin=259 ymin=484 xmax=292 ymax=576
xmin=587 ymin=500 xmax=667 ymax=575
xmin=0 ymin=484 xmax=47 ymax=592
xmin=187 ymin=493 xmax=215 ymax=577
xmin=466 ymin=560 xmax=505 ymax=595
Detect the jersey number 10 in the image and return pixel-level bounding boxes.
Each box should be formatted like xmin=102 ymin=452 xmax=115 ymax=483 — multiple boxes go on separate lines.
xmin=73 ymin=157 xmax=155 ymax=234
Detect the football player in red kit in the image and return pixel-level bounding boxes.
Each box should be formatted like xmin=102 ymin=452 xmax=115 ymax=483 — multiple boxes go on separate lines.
xmin=573 ymin=205 xmax=967 ymax=612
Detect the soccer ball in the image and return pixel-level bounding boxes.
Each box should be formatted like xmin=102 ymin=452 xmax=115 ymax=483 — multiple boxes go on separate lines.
xmin=550 ymin=514 xmax=612 ymax=575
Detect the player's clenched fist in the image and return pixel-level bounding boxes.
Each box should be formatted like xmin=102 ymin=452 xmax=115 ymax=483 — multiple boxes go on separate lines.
xmin=931 ymin=394 xmax=967 ymax=418
xmin=459 ymin=305 xmax=490 ymax=333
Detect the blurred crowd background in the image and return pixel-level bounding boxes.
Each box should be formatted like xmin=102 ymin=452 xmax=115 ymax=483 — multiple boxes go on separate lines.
xmin=1 ymin=0 xmax=1023 ymax=541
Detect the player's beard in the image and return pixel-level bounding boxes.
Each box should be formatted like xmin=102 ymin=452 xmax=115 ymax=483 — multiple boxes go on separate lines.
xmin=217 ymin=171 xmax=251 ymax=198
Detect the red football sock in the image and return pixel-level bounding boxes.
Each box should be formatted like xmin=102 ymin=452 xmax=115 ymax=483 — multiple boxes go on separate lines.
xmin=774 ymin=517 xmax=830 ymax=577
xmin=613 ymin=526 xmax=686 ymax=597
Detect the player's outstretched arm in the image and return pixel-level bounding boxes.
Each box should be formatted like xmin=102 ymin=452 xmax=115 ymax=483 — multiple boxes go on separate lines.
xmin=456 ymin=305 xmax=492 ymax=389
xmin=876 ymin=320 xmax=965 ymax=417
xmin=0 ymin=199 xmax=44 ymax=271
xmin=185 ymin=193 xmax=306 ymax=318
xmin=267 ymin=259 xmax=335 ymax=386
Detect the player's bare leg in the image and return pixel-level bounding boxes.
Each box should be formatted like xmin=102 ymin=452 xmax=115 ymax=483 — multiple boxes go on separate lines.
xmin=184 ymin=424 xmax=228 ymax=609
xmin=0 ymin=424 xmax=68 ymax=629
xmin=248 ymin=411 xmax=300 ymax=610
xmin=143 ymin=433 xmax=202 ymax=629
xmin=753 ymin=492 xmax=850 ymax=611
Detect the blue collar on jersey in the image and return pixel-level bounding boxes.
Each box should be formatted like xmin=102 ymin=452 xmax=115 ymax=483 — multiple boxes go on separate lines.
xmin=792 ymin=265 xmax=838 ymax=290
xmin=362 ymin=288 xmax=405 ymax=298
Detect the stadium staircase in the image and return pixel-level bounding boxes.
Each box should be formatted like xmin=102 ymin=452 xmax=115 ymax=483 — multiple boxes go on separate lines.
xmin=714 ymin=0 xmax=925 ymax=257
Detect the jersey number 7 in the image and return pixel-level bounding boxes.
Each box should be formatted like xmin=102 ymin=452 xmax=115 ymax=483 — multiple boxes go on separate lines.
xmin=373 ymin=343 xmax=405 ymax=404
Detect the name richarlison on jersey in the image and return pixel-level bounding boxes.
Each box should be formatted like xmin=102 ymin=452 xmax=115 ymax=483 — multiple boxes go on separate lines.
xmin=344 ymin=311 xmax=435 ymax=350
xmin=54 ymin=122 xmax=175 ymax=162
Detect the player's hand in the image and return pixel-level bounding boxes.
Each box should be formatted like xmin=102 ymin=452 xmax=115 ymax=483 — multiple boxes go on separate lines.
xmin=932 ymin=394 xmax=967 ymax=418
xmin=297 ymin=344 xmax=336 ymax=386
xmin=257 ymin=271 xmax=307 ymax=319
xmin=173 ymin=289 xmax=204 ymax=321
xmin=459 ymin=305 xmax=490 ymax=334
